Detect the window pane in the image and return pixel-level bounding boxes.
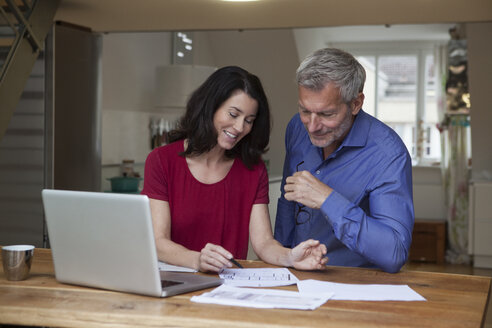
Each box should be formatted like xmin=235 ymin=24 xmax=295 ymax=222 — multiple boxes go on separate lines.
xmin=356 ymin=56 xmax=375 ymax=117
xmin=377 ymin=55 xmax=417 ymax=157
xmin=423 ymin=54 xmax=440 ymax=161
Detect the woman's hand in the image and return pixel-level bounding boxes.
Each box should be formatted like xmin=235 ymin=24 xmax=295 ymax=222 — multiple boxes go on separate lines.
xmin=197 ymin=243 xmax=235 ymax=273
xmin=289 ymin=239 xmax=328 ymax=270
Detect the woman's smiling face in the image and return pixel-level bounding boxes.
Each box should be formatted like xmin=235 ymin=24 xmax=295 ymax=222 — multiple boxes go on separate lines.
xmin=213 ymin=90 xmax=258 ymax=151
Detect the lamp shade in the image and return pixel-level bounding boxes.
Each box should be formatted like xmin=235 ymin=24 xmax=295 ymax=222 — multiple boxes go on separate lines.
xmin=154 ymin=65 xmax=216 ymax=110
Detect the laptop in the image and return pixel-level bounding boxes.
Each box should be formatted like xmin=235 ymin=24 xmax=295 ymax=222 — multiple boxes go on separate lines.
xmin=41 ymin=189 xmax=222 ymax=297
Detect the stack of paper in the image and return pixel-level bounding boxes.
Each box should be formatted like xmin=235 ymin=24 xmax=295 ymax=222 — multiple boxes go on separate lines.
xmin=190 ymin=268 xmax=426 ymax=310
xmin=219 ymin=268 xmax=298 ymax=287
xmin=297 ymin=279 xmax=426 ymax=301
xmin=191 ymin=284 xmax=333 ymax=310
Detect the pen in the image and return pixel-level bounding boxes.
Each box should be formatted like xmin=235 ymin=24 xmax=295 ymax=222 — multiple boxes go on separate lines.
xmin=229 ymin=257 xmax=243 ymax=268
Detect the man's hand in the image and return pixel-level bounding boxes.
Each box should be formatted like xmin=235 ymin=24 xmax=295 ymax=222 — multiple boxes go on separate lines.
xmin=284 ymin=170 xmax=333 ymax=209
xmin=289 ymin=239 xmax=328 ymax=270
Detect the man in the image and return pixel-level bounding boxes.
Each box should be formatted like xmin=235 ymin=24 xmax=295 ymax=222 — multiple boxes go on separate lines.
xmin=274 ymin=48 xmax=414 ymax=273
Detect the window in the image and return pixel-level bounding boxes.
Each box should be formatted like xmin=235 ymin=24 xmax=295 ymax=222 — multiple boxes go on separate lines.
xmin=352 ymin=43 xmax=443 ymax=165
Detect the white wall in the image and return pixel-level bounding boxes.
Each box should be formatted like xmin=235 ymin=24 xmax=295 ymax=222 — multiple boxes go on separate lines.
xmin=467 ymin=22 xmax=492 ymax=181
xmin=193 ymin=29 xmax=300 ymax=178
xmin=102 ymin=32 xmax=173 ymax=113
xmin=100 ymin=32 xmax=173 ymax=190
xmin=466 ymin=22 xmax=492 ymax=267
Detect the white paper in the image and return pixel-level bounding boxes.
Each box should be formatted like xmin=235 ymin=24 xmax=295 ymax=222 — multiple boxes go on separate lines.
xmin=297 ymin=279 xmax=426 ymax=301
xmin=191 ymin=284 xmax=333 ymax=310
xmin=219 ymin=268 xmax=299 ymax=287
xmin=158 ymin=261 xmax=197 ymax=272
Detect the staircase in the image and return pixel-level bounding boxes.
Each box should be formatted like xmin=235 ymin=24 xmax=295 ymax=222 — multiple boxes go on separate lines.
xmin=0 ymin=0 xmax=59 ymax=140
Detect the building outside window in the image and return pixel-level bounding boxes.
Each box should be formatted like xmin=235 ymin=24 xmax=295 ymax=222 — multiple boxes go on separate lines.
xmin=352 ymin=43 xmax=443 ymax=165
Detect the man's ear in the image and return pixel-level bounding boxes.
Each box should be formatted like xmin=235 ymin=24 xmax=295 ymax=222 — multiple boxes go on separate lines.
xmin=351 ymin=92 xmax=364 ymax=115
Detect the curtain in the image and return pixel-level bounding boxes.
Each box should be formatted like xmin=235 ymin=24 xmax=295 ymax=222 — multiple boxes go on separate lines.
xmin=438 ymin=34 xmax=471 ymax=265
xmin=441 ymin=116 xmax=471 ymax=264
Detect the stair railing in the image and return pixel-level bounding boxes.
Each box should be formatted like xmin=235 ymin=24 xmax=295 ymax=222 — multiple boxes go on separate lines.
xmin=0 ymin=0 xmax=59 ymax=140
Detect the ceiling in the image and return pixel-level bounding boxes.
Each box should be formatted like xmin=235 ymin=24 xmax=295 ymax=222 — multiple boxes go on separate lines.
xmin=54 ymin=0 xmax=492 ymax=33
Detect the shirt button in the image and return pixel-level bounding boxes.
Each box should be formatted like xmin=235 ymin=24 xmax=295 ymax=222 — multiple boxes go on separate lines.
xmin=316 ymin=170 xmax=320 ymax=175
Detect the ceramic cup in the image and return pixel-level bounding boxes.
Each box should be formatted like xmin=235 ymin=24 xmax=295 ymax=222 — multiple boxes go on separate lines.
xmin=1 ymin=245 xmax=35 ymax=281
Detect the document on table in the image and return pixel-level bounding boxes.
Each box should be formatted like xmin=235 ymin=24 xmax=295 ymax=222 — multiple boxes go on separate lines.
xmin=191 ymin=284 xmax=333 ymax=310
xmin=219 ymin=268 xmax=299 ymax=287
xmin=297 ymin=279 xmax=426 ymax=301
xmin=158 ymin=261 xmax=197 ymax=272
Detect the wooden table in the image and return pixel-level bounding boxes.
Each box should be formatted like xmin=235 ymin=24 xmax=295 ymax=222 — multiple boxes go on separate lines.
xmin=0 ymin=248 xmax=490 ymax=328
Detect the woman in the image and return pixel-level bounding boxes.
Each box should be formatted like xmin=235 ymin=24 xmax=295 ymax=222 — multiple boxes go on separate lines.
xmin=141 ymin=66 xmax=327 ymax=272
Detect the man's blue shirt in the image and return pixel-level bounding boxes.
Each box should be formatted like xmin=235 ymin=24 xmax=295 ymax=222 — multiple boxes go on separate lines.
xmin=273 ymin=110 xmax=415 ymax=273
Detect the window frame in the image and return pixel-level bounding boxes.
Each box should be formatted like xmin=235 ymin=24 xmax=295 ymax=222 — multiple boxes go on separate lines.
xmin=329 ymin=41 xmax=447 ymax=166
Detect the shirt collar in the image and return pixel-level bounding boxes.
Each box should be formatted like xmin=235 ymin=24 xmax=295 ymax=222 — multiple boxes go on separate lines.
xmin=340 ymin=109 xmax=370 ymax=149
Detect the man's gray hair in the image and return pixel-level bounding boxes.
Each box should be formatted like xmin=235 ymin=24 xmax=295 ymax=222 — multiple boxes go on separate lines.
xmin=296 ymin=48 xmax=366 ymax=104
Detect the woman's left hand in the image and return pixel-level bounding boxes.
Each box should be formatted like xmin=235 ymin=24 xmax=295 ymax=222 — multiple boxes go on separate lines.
xmin=290 ymin=239 xmax=328 ymax=270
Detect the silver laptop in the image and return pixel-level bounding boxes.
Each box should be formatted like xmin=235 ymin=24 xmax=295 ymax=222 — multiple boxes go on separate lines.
xmin=41 ymin=189 xmax=222 ymax=297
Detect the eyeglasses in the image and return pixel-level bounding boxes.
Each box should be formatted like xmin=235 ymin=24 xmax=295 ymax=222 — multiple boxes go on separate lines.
xmin=295 ymin=161 xmax=311 ymax=225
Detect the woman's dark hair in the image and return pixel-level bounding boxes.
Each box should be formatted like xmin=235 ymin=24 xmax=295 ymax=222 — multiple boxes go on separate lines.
xmin=168 ymin=66 xmax=270 ymax=169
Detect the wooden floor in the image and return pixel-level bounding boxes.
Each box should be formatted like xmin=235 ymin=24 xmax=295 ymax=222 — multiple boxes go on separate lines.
xmin=403 ymin=261 xmax=492 ymax=328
